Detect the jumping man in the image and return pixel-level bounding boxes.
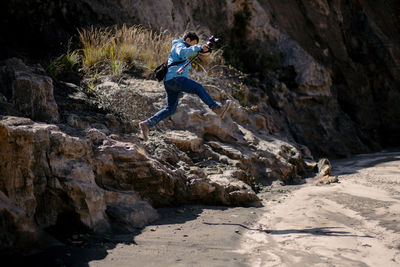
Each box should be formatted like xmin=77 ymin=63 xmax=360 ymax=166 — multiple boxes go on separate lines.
xmin=139 ymin=31 xmax=232 ymax=141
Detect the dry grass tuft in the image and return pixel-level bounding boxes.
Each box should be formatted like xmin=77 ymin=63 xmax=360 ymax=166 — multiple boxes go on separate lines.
xmin=78 ymin=24 xmax=174 ymax=75
xmin=77 ymin=24 xmax=226 ymax=79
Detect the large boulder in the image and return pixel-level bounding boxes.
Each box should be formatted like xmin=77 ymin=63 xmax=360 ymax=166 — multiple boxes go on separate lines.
xmin=0 ymin=116 xmax=158 ymax=250
xmin=0 ymin=58 xmax=59 ymax=122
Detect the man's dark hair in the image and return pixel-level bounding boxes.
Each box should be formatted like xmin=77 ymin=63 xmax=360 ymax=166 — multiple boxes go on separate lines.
xmin=182 ymin=31 xmax=199 ymax=43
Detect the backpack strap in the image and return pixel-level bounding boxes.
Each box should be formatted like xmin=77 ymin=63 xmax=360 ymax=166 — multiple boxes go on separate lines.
xmin=167 ymin=60 xmax=186 ymax=68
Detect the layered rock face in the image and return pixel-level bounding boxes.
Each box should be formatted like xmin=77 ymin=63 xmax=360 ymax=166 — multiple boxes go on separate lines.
xmin=0 ymin=116 xmax=159 ymax=250
xmin=3 ymin=0 xmax=398 ymax=156
xmin=0 ymin=112 xmax=265 ymax=250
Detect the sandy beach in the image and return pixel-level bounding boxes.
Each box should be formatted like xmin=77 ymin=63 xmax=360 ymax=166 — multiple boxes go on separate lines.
xmin=16 ymin=150 xmax=400 ymax=267
xmin=236 ymin=150 xmax=400 ymax=266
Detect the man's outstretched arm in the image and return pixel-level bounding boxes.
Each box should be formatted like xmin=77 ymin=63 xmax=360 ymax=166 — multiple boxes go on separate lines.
xmin=175 ymin=43 xmax=203 ymax=58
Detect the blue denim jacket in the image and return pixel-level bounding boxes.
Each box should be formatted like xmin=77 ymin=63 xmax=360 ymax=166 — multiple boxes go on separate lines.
xmin=164 ymin=38 xmax=202 ymax=81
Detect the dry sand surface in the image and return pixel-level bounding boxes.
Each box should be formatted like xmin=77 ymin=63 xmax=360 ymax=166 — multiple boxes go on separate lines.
xmin=87 ymin=149 xmax=400 ymax=267
xmin=15 ymin=150 xmax=400 ymax=266
xmin=235 ymin=150 xmax=400 ymax=267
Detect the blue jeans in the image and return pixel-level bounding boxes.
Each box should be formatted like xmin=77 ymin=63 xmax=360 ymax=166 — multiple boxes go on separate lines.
xmin=146 ymin=77 xmax=219 ymax=128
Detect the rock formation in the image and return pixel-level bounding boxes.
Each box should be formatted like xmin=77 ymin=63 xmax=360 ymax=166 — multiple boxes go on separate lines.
xmin=3 ymin=0 xmax=399 ymax=156
xmin=1 ymin=59 xmax=306 ymax=252
xmin=0 ymin=58 xmax=59 ymax=122
xmin=0 ymin=115 xmax=158 ymax=250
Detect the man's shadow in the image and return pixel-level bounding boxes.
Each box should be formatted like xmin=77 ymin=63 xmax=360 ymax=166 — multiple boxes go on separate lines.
xmin=203 ymin=222 xmax=373 ymax=238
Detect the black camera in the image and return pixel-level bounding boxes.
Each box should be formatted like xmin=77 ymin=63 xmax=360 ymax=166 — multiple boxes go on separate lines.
xmin=203 ymin=35 xmax=220 ymax=53
xmin=206 ymin=35 xmax=220 ymax=48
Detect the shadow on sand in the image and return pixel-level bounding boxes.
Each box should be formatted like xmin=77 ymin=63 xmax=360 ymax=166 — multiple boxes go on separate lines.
xmin=202 ymin=222 xmax=373 ymax=238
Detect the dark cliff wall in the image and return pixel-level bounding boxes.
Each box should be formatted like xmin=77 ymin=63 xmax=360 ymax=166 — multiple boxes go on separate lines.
xmin=2 ymin=0 xmax=399 ymax=156
xmin=264 ymin=0 xmax=400 ymax=148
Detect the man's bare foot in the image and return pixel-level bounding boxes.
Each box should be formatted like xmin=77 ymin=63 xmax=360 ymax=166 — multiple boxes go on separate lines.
xmin=139 ymin=121 xmax=150 ymax=141
xmin=212 ymin=100 xmax=233 ymax=119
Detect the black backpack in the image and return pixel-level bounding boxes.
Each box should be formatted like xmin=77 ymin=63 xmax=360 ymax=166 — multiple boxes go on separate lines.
xmin=153 ymin=60 xmax=185 ymax=81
